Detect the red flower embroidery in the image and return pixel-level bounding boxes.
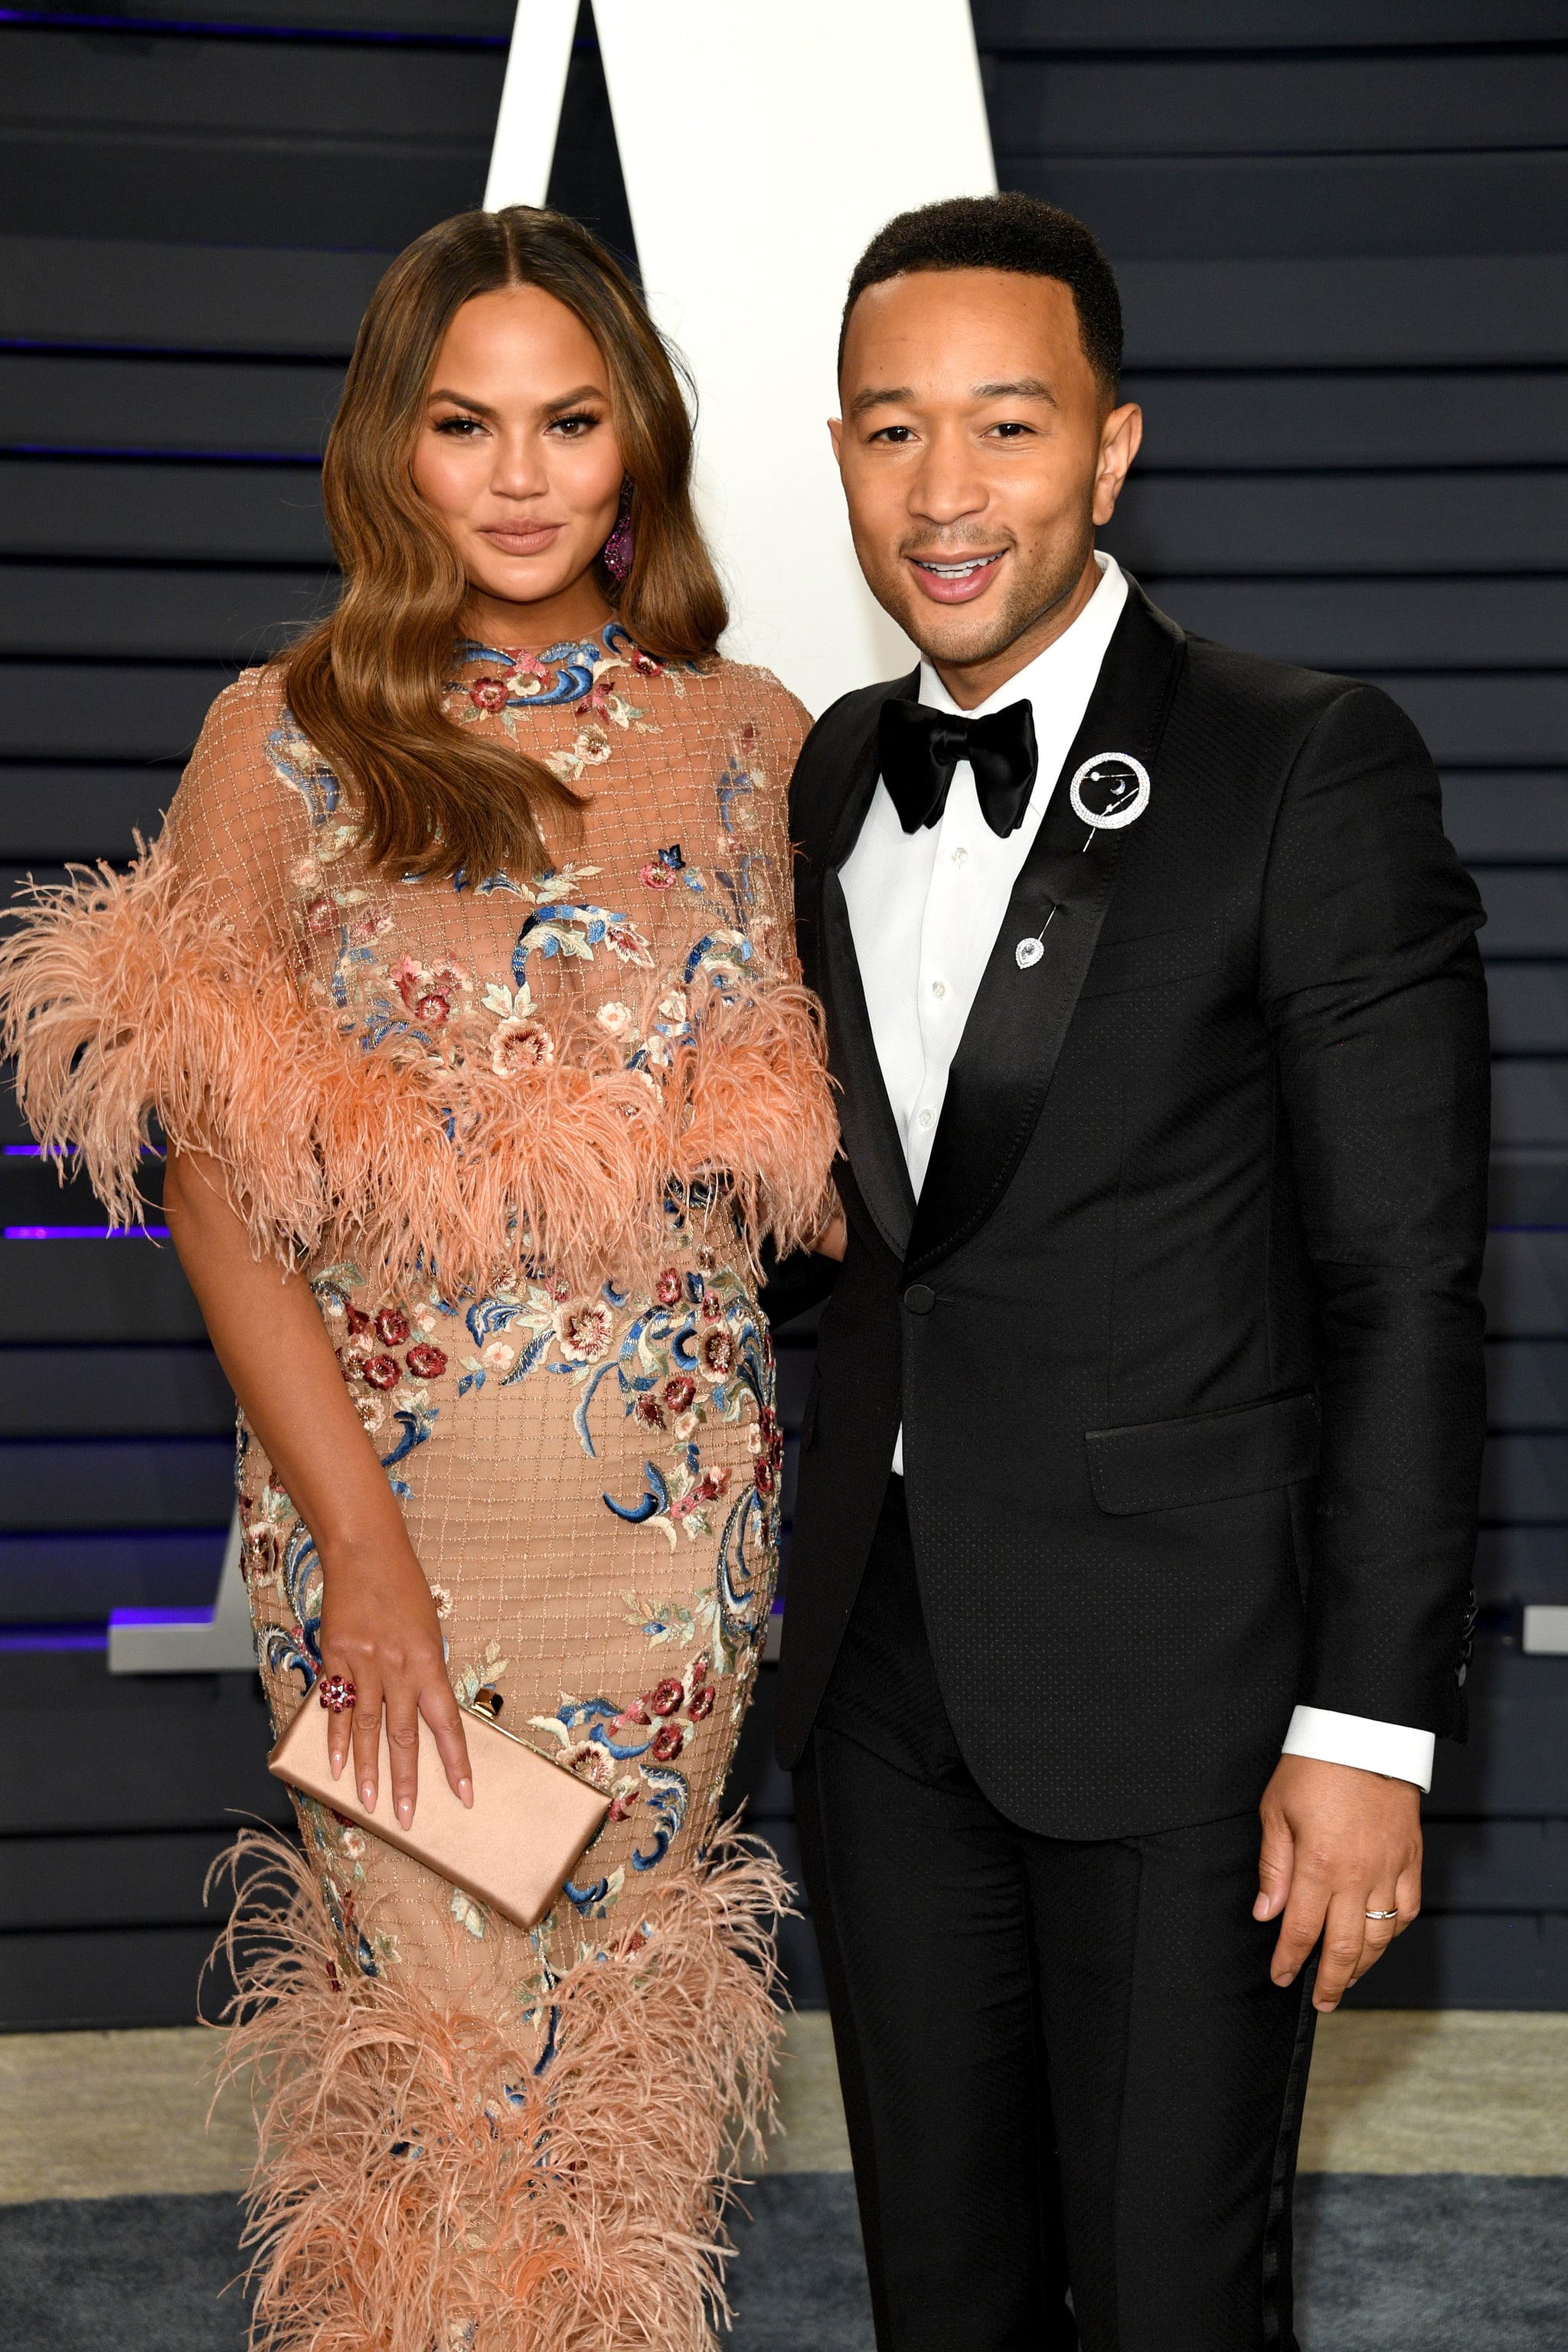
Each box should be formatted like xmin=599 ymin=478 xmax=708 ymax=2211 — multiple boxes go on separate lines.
xmin=662 ymin=1377 xmax=695 ymax=1413
xmin=469 ymin=677 xmax=509 ymax=714
xmin=697 ymin=1328 xmax=733 ymax=1380
xmin=639 ymin=862 xmax=676 ymax=890
xmin=362 ymin=1355 xmax=401 ymax=1390
xmin=345 ymin=1303 xmax=371 ymax=1338
xmin=613 ymin=1698 xmax=651 ymax=1727
xmin=406 ymin=1343 xmax=447 ymax=1379
xmin=655 ymin=1269 xmax=681 ymax=1308
xmin=375 ymin=1308 xmax=410 ymax=1346
xmin=305 ymin=894 xmax=336 ymax=935
xmin=629 ymin=648 xmax=665 ymax=677
xmin=414 ymin=991 xmax=450 ymax=1027
xmin=650 ymin=1724 xmax=684 ymax=1762
xmin=701 ymin=1293 xmax=724 ymax=1322
xmin=648 ymin=1679 xmax=683 ymax=1718
xmin=688 ymin=1684 xmax=715 ymax=1721
xmin=754 ymin=1459 xmax=776 ymax=1498
xmin=635 ymin=1395 xmax=665 ymax=1428
xmin=606 ymin=1794 xmax=635 ymax=1824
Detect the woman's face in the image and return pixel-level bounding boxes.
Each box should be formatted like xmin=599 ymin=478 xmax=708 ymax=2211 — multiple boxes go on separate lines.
xmin=410 ymin=283 xmax=626 ymax=636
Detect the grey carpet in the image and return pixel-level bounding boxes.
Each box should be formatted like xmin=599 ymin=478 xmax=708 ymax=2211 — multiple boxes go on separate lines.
xmin=2 ymin=2174 xmax=1566 ymax=2349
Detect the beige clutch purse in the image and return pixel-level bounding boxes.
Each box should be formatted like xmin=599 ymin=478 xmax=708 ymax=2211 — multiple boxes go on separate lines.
xmin=268 ymin=1695 xmax=611 ymax=1931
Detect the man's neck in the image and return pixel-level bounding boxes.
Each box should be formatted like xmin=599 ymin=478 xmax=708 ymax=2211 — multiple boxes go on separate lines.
xmin=928 ymin=547 xmax=1102 ymax=712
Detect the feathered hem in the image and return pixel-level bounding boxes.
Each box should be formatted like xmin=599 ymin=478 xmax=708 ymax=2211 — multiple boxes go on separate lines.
xmin=208 ymin=1827 xmax=790 ymax=2352
xmin=0 ymin=851 xmax=837 ymax=1298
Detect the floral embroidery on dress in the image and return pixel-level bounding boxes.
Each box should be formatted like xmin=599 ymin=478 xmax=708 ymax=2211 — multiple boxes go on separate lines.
xmin=443 ymin=622 xmax=700 ymax=786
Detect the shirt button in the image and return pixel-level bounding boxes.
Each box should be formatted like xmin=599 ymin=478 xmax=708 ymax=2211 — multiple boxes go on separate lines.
xmin=930 ymin=979 xmax=946 ymax=999
xmin=951 ymin=845 xmax=969 ymax=866
xmin=917 ymin=1106 xmax=934 ymax=1130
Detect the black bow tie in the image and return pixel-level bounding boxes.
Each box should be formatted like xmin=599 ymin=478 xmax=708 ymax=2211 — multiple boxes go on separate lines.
xmin=878 ymin=696 xmax=1039 ymax=838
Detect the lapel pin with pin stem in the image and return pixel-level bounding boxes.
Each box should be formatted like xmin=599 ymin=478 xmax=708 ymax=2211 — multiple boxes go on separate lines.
xmin=1016 ymin=753 xmax=1151 ymax=972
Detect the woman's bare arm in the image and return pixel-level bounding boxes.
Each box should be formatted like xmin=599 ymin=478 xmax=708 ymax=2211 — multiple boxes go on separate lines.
xmin=163 ymin=1146 xmax=470 ymax=1823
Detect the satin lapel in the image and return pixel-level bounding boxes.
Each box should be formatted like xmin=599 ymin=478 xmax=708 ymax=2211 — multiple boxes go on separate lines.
xmin=904 ymin=588 xmax=1187 ymax=1279
xmin=817 ymin=668 xmax=920 ymax=1263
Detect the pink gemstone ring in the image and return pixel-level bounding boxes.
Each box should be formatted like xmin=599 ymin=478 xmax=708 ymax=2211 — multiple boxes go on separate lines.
xmin=318 ymin=1673 xmax=358 ymax=1713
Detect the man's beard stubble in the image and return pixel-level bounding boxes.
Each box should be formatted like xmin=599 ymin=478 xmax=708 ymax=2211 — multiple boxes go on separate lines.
xmin=870 ymin=521 xmax=1095 ymax=671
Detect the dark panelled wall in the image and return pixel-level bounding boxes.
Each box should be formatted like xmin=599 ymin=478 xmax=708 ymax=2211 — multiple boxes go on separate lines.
xmin=3 ymin=2 xmax=1566 ymax=2021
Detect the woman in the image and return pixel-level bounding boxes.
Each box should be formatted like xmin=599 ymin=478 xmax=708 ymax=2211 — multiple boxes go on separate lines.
xmin=1 ymin=207 xmax=835 ymax=2350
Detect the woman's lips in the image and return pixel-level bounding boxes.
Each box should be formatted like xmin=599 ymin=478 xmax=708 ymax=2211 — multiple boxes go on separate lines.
xmin=480 ymin=522 xmax=564 ymax=557
xmin=908 ymin=550 xmax=1006 ymax=605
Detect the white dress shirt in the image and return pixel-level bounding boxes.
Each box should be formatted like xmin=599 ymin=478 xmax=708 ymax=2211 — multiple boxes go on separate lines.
xmin=838 ymin=553 xmax=1435 ymax=1792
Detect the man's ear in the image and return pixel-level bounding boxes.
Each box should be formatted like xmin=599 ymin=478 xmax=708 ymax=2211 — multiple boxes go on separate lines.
xmin=1092 ymin=401 xmax=1142 ymax=529
xmin=828 ymin=415 xmax=844 ymax=469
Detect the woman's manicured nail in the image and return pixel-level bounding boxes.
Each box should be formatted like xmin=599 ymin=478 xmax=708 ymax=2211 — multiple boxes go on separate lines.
xmin=397 ymin=1799 xmax=412 ymax=1826
xmin=459 ymin=1778 xmax=473 ymax=1808
xmin=361 ymin=1782 xmax=374 ymax=1808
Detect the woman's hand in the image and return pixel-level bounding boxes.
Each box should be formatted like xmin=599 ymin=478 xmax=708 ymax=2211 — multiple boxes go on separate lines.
xmin=163 ymin=1144 xmax=472 ymax=1828
xmin=810 ymin=1195 xmax=848 ymax=1263
xmin=318 ymin=1527 xmax=472 ymax=1827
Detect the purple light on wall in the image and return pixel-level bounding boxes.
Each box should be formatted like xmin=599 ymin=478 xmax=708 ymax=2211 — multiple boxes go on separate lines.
xmin=109 ymin=1606 xmax=214 ymax=1628
xmin=3 ymin=1225 xmax=171 ymax=1239
xmin=0 ymin=1626 xmax=109 ymax=1654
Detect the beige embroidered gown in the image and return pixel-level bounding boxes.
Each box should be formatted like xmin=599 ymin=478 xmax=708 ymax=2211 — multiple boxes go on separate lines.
xmin=0 ymin=626 xmax=835 ymax=2352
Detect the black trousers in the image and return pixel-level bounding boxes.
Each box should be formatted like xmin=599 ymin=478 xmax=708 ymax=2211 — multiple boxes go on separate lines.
xmin=791 ymin=1478 xmax=1318 ymax=2352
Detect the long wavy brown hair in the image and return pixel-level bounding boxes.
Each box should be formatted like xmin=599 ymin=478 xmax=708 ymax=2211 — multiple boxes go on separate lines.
xmin=285 ymin=207 xmax=727 ymax=882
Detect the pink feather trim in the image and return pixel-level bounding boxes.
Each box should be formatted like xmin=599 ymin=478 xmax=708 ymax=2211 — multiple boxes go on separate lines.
xmin=207 ymin=1827 xmax=792 ymax=2352
xmin=0 ymin=852 xmax=838 ymax=1295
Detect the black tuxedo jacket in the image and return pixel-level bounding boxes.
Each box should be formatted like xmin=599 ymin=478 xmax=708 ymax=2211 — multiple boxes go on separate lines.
xmin=767 ymin=579 xmax=1490 ymax=1840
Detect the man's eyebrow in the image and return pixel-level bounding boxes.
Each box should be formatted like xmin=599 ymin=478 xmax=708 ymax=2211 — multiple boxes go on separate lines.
xmin=849 ymin=384 xmax=916 ymax=419
xmin=972 ymin=377 xmax=1056 ymax=403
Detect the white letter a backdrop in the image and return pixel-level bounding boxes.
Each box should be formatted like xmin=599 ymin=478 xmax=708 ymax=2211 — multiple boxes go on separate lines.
xmin=487 ymin=0 xmax=997 ymax=716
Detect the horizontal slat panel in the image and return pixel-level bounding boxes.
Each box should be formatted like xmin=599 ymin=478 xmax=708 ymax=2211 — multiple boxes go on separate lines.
xmin=1488 ymin=1341 xmax=1568 ymax=1431
xmin=0 ymin=1158 xmax=164 ymax=1222
xmin=973 ymin=2 xmax=1568 ymax=50
xmin=1425 ymin=1646 xmax=1568 ymax=1815
xmin=1107 ymin=471 xmax=1568 ymax=574
xmin=0 ymin=1922 xmax=234 ymax=2030
xmin=10 ymin=24 xmax=501 ymax=135
xmin=1490 ymin=1150 xmax=1568 ymax=1228
xmin=1481 ymin=1231 xmax=1568 ymax=1336
xmin=0 ymin=351 xmax=341 ymax=459
xmin=0 ymin=234 xmax=388 ymax=357
xmin=77 ymin=2 xmax=514 ymax=24
xmin=0 ymin=1828 xmax=243 ymax=1933
xmin=1477 ymin=1527 xmax=1568 ymax=1606
xmin=0 ymin=1439 xmax=234 ymax=1532
xmin=1128 ymin=370 xmax=1568 ymax=474
xmin=0 ymin=1241 xmax=207 ymax=1343
xmin=3 ymin=128 xmax=491 ymax=253
xmin=1341 ymin=1913 xmax=1568 ymax=2011
xmin=1487 ymin=966 xmax=1568 ymax=1050
xmin=1475 ymin=871 xmax=1568 ymax=958
xmin=0 ymin=1653 xmax=283 ymax=1834
xmin=0 ymin=766 xmax=184 ymax=861
xmin=1492 ymin=1063 xmax=1568 ymax=1148
xmin=1376 ymin=676 xmax=1568 ymax=767
xmin=0 ymin=1344 xmax=231 ymax=1438
xmin=1482 ymin=1435 xmax=1568 ymax=1523
xmin=1478 ymin=1530 xmax=1568 ymax=1611
xmin=1009 ymin=152 xmax=1568 ymax=263
xmin=1150 ymin=579 xmax=1568 ymax=671
xmin=989 ymin=51 xmax=1568 ymax=155
xmin=1424 ymin=1818 xmax=1568 ymax=1912
xmin=0 ymin=665 xmax=240 ymax=762
xmin=0 ymin=1528 xmax=230 ymax=1626
xmin=2 ymin=459 xmax=328 ymax=561
xmin=1116 ymin=255 xmax=1568 ymax=368
xmin=0 ymin=564 xmax=335 ymax=660
xmin=1445 ymin=775 xmax=1568 ymax=864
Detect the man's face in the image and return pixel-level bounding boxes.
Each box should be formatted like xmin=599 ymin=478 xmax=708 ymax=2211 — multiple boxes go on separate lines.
xmin=831 ymin=269 xmax=1141 ymax=681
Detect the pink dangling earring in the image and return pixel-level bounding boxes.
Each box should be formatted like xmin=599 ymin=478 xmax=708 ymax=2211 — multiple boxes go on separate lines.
xmin=603 ymin=479 xmax=635 ymax=583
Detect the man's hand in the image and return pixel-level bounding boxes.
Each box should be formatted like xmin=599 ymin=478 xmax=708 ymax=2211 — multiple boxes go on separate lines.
xmin=1255 ymin=1753 xmax=1423 ymax=2011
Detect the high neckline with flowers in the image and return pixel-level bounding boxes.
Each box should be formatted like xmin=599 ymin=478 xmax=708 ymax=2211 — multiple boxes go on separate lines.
xmin=446 ymin=621 xmax=706 ymax=787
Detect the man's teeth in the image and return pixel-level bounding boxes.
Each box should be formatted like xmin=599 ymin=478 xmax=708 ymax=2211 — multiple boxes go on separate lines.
xmin=923 ymin=557 xmax=997 ymax=577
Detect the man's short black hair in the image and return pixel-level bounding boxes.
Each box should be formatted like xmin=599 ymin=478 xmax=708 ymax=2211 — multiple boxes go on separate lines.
xmin=838 ymin=191 xmax=1123 ymax=394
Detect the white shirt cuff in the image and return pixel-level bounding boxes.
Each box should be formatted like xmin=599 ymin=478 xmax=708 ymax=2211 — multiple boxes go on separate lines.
xmin=1282 ymin=1704 xmax=1434 ymax=1792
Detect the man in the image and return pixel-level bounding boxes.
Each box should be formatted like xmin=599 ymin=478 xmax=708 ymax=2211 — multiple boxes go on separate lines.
xmin=766 ymin=194 xmax=1488 ymax=2351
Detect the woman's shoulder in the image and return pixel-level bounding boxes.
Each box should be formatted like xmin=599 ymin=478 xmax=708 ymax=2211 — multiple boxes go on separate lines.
xmin=681 ymin=652 xmax=813 ymax=772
